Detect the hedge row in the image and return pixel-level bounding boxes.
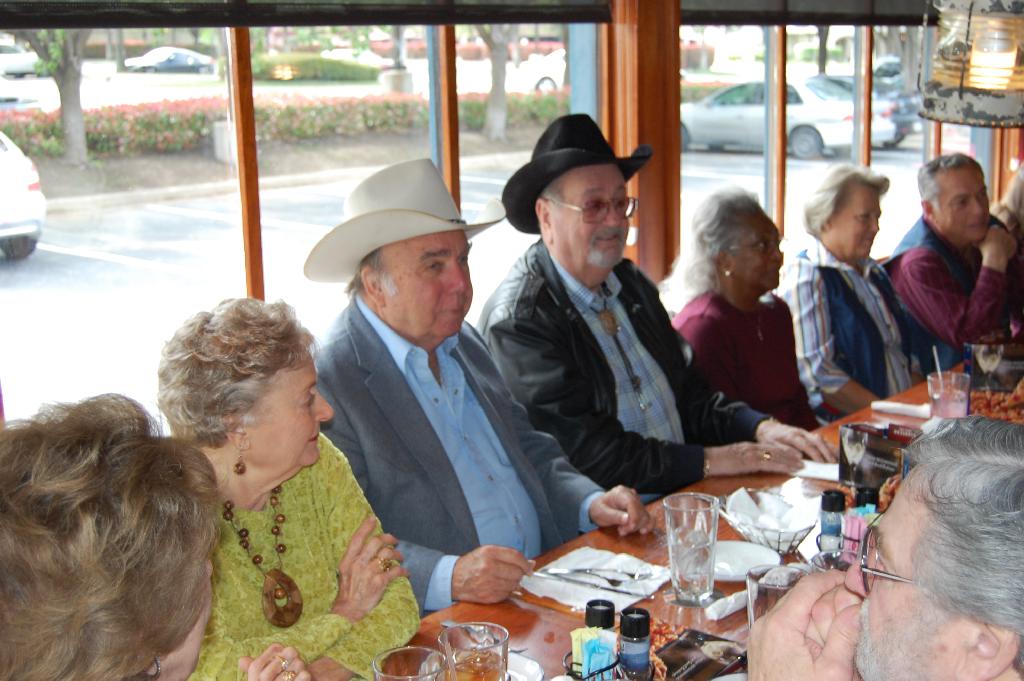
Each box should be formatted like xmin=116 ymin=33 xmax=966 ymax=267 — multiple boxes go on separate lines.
xmin=251 ymin=53 xmax=380 ymax=81
xmin=0 ymin=91 xmax=569 ymax=158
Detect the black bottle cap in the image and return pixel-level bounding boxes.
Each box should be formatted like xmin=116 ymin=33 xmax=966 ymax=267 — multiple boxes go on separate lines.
xmin=821 ymin=489 xmax=846 ymax=513
xmin=585 ymin=599 xmax=615 ymax=629
xmin=855 ymin=486 xmax=879 ymax=507
xmin=620 ymin=607 xmax=650 ymax=639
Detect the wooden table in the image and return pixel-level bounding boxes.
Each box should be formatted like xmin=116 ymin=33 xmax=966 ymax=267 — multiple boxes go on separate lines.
xmin=411 ymin=380 xmax=934 ymax=677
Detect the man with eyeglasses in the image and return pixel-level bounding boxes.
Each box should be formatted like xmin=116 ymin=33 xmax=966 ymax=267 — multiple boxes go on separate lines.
xmin=479 ymin=114 xmax=834 ymax=496
xmin=749 ymin=416 xmax=1024 ymax=681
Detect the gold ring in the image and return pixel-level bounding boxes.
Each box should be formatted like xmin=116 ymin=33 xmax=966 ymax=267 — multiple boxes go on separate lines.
xmin=762 ymin=451 xmax=772 ymax=461
xmin=378 ymin=556 xmax=392 ymax=572
xmin=275 ymin=655 xmax=290 ymax=672
xmin=282 ymin=671 xmax=297 ymax=681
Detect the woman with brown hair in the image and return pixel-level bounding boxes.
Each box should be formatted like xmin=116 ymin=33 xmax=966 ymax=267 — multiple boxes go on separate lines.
xmin=0 ymin=393 xmax=311 ymax=681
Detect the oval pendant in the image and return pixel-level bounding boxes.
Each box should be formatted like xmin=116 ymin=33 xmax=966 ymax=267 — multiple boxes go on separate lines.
xmin=261 ymin=568 xmax=303 ymax=627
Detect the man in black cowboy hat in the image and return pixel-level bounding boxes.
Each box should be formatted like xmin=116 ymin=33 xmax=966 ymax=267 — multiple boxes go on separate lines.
xmin=479 ymin=114 xmax=834 ymax=495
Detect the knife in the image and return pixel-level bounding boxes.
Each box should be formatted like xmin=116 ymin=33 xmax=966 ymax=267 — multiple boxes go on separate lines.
xmin=531 ymin=570 xmax=642 ymax=596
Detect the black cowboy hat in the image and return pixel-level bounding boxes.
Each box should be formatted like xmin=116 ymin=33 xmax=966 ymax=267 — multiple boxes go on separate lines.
xmin=502 ymin=113 xmax=653 ymax=234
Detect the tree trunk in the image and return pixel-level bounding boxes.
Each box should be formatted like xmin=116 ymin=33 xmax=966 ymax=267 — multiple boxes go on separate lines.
xmin=14 ymin=29 xmax=92 ymax=165
xmin=816 ymin=26 xmax=829 ymax=74
xmin=477 ymin=24 xmax=511 ymax=142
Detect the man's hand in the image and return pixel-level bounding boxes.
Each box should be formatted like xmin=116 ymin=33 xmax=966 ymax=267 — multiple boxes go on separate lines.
xmin=589 ymin=485 xmax=654 ymax=535
xmin=756 ymin=418 xmax=837 ymax=463
xmin=979 ymin=226 xmax=1018 ymax=273
xmin=748 ymin=571 xmax=861 ymax=681
xmin=451 ymin=545 xmax=533 ymax=604
xmin=704 ymin=442 xmax=802 ymax=477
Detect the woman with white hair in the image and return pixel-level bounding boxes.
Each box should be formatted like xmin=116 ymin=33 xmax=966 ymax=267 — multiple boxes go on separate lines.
xmin=665 ymin=187 xmax=818 ymax=430
xmin=778 ymin=164 xmax=920 ymax=420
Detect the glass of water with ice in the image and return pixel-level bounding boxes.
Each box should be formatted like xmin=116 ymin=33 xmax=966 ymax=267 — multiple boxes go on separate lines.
xmin=662 ymin=492 xmax=719 ymax=607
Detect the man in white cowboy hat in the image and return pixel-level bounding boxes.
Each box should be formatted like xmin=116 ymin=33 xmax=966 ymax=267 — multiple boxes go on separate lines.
xmin=306 ymin=158 xmax=653 ymax=613
xmin=479 ymin=114 xmax=834 ymax=497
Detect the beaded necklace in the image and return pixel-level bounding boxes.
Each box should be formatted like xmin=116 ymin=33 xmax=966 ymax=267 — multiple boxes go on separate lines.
xmin=222 ymin=486 xmax=303 ymax=627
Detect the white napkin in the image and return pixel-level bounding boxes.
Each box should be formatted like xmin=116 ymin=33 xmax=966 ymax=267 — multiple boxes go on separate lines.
xmin=870 ymin=400 xmax=931 ymax=418
xmin=725 ymin=488 xmax=816 ymax=532
xmin=520 ymin=546 xmax=669 ymax=611
xmin=795 ymin=461 xmax=839 ymax=481
xmin=704 ymin=589 xmax=747 ymax=621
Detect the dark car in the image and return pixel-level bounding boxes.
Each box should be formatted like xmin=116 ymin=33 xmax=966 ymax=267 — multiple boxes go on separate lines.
xmin=812 ymin=74 xmax=922 ymax=148
xmin=124 ymin=47 xmax=215 ymax=74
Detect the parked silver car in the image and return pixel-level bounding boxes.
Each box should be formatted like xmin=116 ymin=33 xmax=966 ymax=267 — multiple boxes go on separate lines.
xmin=680 ymin=77 xmax=898 ymax=159
xmin=0 ymin=130 xmax=45 ymax=260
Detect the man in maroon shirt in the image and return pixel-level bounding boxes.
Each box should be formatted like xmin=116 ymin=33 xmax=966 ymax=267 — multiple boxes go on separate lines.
xmin=885 ymin=153 xmax=1024 ymax=368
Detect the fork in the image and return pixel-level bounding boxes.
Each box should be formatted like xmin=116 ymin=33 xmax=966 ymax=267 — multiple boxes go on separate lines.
xmin=538 ymin=567 xmax=653 ymax=587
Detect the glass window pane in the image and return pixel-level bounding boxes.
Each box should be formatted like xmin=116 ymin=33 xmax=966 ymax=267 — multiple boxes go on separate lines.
xmin=679 ymin=25 xmax=768 ymax=253
xmin=0 ymin=27 xmax=241 ymax=421
xmin=872 ymin=26 xmax=927 ymax=257
xmin=453 ymin=22 xmax=575 ymax=325
xmin=252 ymin=25 xmax=432 ymax=340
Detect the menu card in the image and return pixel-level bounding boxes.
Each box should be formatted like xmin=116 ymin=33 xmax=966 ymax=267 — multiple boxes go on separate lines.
xmin=655 ymin=629 xmax=745 ymax=680
xmin=965 ymin=343 xmax=1024 ymax=424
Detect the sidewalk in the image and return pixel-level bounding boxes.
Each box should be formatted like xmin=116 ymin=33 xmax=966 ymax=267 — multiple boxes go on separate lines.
xmin=40 ymin=127 xmax=540 ymax=214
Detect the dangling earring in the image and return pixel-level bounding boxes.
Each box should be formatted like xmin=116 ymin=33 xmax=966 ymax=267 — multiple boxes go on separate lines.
xmin=233 ymin=434 xmax=250 ymax=475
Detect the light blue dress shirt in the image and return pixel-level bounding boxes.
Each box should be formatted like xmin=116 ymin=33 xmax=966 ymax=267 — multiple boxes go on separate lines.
xmin=356 ymin=297 xmax=597 ymax=611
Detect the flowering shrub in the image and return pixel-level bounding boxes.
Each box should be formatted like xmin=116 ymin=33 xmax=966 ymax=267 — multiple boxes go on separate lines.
xmin=0 ymin=91 xmax=566 ymax=158
xmin=251 ymin=54 xmax=379 ymax=81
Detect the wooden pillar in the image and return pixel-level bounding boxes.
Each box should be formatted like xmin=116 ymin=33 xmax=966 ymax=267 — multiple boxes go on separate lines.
xmin=857 ymin=28 xmax=873 ymax=166
xmin=768 ymin=27 xmax=786 ymax=234
xmin=602 ymin=0 xmax=681 ymax=282
xmin=229 ymin=27 xmax=264 ymax=300
xmin=438 ymin=25 xmax=461 ymax=206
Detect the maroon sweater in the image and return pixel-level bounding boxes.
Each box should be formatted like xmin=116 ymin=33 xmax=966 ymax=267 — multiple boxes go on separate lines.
xmin=673 ymin=292 xmax=819 ymax=431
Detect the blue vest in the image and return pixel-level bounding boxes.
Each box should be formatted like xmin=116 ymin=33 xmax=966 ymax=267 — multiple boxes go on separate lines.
xmin=798 ymin=252 xmax=917 ymax=403
xmin=887 ymin=216 xmax=1005 ymax=370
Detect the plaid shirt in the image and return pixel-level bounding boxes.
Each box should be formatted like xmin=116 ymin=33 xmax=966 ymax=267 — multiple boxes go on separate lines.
xmin=551 ymin=259 xmax=685 ymax=444
xmin=778 ymin=241 xmax=914 ymax=408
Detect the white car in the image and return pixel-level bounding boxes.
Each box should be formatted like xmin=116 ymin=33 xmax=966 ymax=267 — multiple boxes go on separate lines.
xmin=680 ymin=77 xmax=898 ymax=159
xmin=0 ymin=130 xmax=45 ymax=260
xmin=513 ymin=48 xmax=566 ymax=92
xmin=0 ymin=43 xmax=40 ymax=78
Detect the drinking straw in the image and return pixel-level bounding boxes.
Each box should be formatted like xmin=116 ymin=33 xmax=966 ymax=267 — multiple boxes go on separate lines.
xmin=932 ymin=346 xmax=943 ymax=390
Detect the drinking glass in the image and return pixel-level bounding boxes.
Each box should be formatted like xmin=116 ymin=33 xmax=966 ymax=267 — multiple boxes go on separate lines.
xmin=662 ymin=492 xmax=719 ymax=606
xmin=373 ymin=646 xmax=446 ymax=681
xmin=927 ymin=371 xmax=970 ymax=418
xmin=438 ymin=622 xmax=509 ymax=681
xmin=746 ymin=564 xmax=809 ymax=628
xmin=975 ymin=344 xmax=1004 ymax=389
xmin=809 ymin=549 xmax=859 ymax=573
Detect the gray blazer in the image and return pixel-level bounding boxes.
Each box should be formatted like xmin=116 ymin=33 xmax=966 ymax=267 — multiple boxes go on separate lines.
xmin=316 ymin=303 xmax=602 ymax=610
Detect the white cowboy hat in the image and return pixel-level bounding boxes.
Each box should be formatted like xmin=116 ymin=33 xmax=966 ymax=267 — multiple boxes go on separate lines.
xmin=304 ymin=158 xmax=506 ymax=283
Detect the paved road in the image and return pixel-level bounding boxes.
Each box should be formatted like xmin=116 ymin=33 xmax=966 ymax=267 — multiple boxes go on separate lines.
xmin=0 ymin=144 xmax=924 ymax=421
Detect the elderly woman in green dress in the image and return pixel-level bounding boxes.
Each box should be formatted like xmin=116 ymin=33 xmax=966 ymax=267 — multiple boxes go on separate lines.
xmin=158 ymin=298 xmax=419 ymax=680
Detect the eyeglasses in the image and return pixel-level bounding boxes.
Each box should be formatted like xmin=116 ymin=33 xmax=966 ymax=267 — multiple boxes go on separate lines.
xmin=544 ymin=195 xmax=639 ymax=223
xmin=728 ymin=237 xmax=784 ymax=255
xmin=858 ymin=520 xmax=914 ymax=594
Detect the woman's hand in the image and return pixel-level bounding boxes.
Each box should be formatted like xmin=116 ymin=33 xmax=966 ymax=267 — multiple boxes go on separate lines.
xmin=331 ymin=515 xmax=408 ymax=623
xmin=239 ymin=644 xmax=311 ymax=681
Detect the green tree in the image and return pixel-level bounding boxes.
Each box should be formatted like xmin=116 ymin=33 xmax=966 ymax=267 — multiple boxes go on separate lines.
xmin=12 ymin=29 xmax=92 ymax=165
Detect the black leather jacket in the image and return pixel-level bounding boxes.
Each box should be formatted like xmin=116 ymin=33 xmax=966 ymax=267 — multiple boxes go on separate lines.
xmin=479 ymin=241 xmax=765 ymax=494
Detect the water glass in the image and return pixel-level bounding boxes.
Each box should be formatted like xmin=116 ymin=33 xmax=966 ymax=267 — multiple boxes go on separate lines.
xmin=662 ymin=492 xmax=719 ymax=606
xmin=438 ymin=622 xmax=509 ymax=681
xmin=373 ymin=646 xmax=446 ymax=681
xmin=746 ymin=564 xmax=809 ymax=628
xmin=927 ymin=371 xmax=969 ymax=418
xmin=809 ymin=549 xmax=858 ymax=573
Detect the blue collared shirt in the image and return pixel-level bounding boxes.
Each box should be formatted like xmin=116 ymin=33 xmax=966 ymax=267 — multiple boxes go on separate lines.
xmin=551 ymin=259 xmax=686 ymax=447
xmin=356 ymin=297 xmax=553 ymax=611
